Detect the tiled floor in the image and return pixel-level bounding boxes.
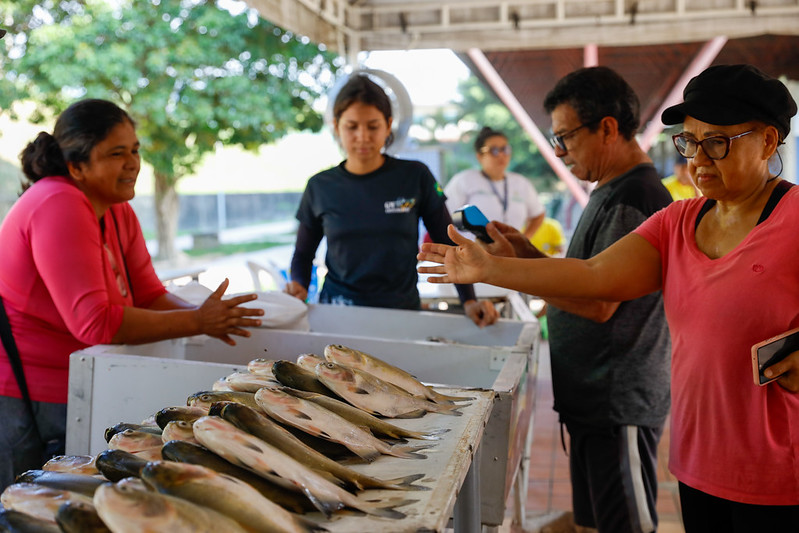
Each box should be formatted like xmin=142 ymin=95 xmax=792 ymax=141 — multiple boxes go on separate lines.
xmin=503 ymin=340 xmax=684 ymax=533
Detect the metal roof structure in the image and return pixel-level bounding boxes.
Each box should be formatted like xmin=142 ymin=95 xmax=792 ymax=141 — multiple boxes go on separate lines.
xmin=245 ymin=0 xmax=799 ymax=56
xmin=244 ymin=0 xmax=799 ymax=198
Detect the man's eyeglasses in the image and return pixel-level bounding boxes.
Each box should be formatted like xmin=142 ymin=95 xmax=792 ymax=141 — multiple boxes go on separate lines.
xmin=548 ymin=121 xmax=597 ymax=152
xmin=672 ymin=130 xmax=754 ymax=160
xmin=479 ymin=145 xmax=512 ymax=157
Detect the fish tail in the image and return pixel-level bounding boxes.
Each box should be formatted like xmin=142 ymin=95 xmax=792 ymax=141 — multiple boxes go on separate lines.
xmin=382 ymin=473 xmax=430 ymax=491
xmin=387 ymin=444 xmax=428 ymax=460
xmin=416 ymin=428 xmax=451 ymax=440
xmin=354 ymin=498 xmax=416 ymax=519
xmin=431 ymin=402 xmax=464 ymax=416
xmin=427 ymin=389 xmax=475 ymax=403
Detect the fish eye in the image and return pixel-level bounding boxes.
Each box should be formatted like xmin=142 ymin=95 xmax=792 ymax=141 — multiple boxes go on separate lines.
xmin=325 ymin=362 xmax=335 ymax=368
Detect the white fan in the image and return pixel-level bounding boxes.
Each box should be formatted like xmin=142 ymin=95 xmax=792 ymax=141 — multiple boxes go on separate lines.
xmin=324 ymin=68 xmax=413 ymax=155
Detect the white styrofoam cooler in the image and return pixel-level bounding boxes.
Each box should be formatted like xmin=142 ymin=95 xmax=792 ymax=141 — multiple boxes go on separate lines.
xmin=67 ymin=303 xmax=539 ymax=527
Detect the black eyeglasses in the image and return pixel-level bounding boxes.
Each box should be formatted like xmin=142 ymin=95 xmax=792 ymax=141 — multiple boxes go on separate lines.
xmin=480 ymin=145 xmax=512 ymax=157
xmin=548 ymin=121 xmax=598 ymax=152
xmin=672 ymin=130 xmax=754 ymax=160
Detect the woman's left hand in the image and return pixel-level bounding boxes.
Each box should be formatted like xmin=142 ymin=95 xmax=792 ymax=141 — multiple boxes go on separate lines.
xmin=463 ymin=299 xmax=499 ymax=328
xmin=765 ymin=351 xmax=799 ymax=392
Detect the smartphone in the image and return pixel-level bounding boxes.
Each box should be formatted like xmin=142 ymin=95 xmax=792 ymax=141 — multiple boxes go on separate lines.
xmin=751 ymin=326 xmax=799 ymax=386
xmin=452 ymin=205 xmax=494 ymax=243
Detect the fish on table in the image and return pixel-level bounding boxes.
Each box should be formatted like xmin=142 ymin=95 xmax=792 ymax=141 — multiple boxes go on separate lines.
xmin=247 ymin=357 xmax=278 ymax=377
xmin=216 ymin=401 xmax=428 ymax=491
xmin=224 ymin=370 xmax=280 ymax=393
xmin=0 ymin=508 xmax=62 ymax=533
xmin=1 ymin=482 xmax=93 ymax=523
xmin=186 ymin=390 xmax=260 ymax=411
xmin=315 ymin=362 xmax=464 ymax=418
xmin=42 ymin=455 xmax=100 ymax=476
xmin=324 ymin=344 xmax=473 ymax=404
xmin=193 ymin=416 xmax=414 ymax=519
xmin=161 ymin=420 xmax=199 ymax=445
xmin=141 ymin=460 xmax=327 ymax=533
xmin=93 ymin=481 xmax=248 ymax=533
xmin=15 ymin=470 xmax=105 ymax=498
xmin=160 ymin=439 xmax=315 ymax=514
xmin=254 ymin=387 xmax=428 ymax=462
xmin=284 ymin=388 xmax=449 ymax=441
xmin=95 ymin=449 xmax=149 ymax=483
xmin=272 ymin=360 xmax=338 ymax=398
xmin=107 ymin=429 xmax=163 ymax=462
xmin=56 ymin=500 xmax=111 ymax=533
xmin=154 ymin=405 xmax=208 ymax=429
xmin=295 ymin=354 xmax=325 ymax=372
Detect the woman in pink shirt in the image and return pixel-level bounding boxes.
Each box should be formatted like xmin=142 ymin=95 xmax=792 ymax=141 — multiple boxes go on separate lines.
xmin=0 ymin=99 xmax=263 ymax=489
xmin=418 ymin=64 xmax=799 ymax=531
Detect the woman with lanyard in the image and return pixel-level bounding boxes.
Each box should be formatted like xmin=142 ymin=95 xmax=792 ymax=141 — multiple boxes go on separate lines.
xmin=445 ymin=126 xmax=545 ymax=239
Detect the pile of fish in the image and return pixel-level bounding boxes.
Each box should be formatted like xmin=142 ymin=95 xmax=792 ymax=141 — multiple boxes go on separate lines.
xmin=0 ymin=344 xmax=473 ymax=532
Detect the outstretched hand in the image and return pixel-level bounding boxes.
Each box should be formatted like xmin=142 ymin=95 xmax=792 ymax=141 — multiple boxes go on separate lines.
xmin=486 ymin=221 xmax=546 ymax=259
xmin=417 ymin=224 xmax=492 ymax=285
xmin=198 ymin=279 xmax=264 ymax=345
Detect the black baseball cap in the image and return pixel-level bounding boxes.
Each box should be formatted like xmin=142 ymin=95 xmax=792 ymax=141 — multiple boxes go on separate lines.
xmin=662 ymin=64 xmax=797 ymax=140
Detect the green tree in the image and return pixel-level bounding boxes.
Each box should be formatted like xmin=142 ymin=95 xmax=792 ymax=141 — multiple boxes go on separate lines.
xmin=0 ymin=0 xmax=343 ymax=259
xmin=417 ymin=75 xmax=557 ymax=193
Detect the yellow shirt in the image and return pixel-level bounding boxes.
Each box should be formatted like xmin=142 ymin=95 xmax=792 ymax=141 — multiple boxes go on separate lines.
xmin=662 ymin=175 xmax=698 ymax=201
xmin=530 ymin=218 xmax=566 ymax=257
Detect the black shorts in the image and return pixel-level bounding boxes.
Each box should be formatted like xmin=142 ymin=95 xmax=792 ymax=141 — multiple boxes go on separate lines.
xmin=679 ymin=482 xmax=799 ymax=533
xmin=565 ymin=421 xmax=663 ymax=533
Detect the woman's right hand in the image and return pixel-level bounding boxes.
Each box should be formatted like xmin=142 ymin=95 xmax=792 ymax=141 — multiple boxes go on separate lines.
xmin=197 ymin=279 xmax=264 ymax=345
xmin=284 ymin=281 xmax=308 ymax=302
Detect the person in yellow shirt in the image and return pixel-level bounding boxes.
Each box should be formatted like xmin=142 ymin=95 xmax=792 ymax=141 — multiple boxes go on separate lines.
xmin=662 ymin=154 xmax=700 ymax=200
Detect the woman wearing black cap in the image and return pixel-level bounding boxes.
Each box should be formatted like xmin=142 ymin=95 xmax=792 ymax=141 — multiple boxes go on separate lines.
xmin=418 ymin=63 xmax=799 ymax=532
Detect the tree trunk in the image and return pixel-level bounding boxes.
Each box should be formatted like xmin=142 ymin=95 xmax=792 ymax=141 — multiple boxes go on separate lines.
xmin=154 ymin=171 xmax=179 ymax=261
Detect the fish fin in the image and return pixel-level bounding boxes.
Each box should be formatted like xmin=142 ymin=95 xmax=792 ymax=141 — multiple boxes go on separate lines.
xmin=299 ymin=486 xmax=341 ymax=518
xmin=289 ymin=408 xmax=313 ymax=420
xmin=393 ymin=409 xmax=427 ymax=419
xmin=347 ymin=444 xmax=381 ymax=463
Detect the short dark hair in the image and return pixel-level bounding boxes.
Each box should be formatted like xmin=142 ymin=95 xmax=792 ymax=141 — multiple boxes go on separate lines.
xmin=20 ymin=99 xmax=135 ymax=184
xmin=473 ymin=126 xmax=507 ymax=153
xmin=543 ymin=66 xmax=640 ymax=140
xmin=332 ymin=74 xmax=394 ymax=147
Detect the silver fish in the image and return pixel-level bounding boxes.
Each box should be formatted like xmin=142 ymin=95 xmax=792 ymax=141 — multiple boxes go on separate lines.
xmin=325 ymin=344 xmax=473 ymax=403
xmin=161 ymin=420 xmax=198 ymax=444
xmin=192 ymin=416 xmax=412 ymax=519
xmin=141 ymin=461 xmax=326 ymax=533
xmin=55 ymin=500 xmax=111 ymax=533
xmin=295 ymin=354 xmax=325 ymax=372
xmin=154 ymin=405 xmax=208 ymax=429
xmin=247 ymin=357 xmax=277 ymax=376
xmin=224 ymin=371 xmax=279 ymax=393
xmin=93 ymin=481 xmax=248 ymax=533
xmin=218 ymin=401 xmax=427 ymax=491
xmin=0 ymin=508 xmax=62 ymax=532
xmin=107 ymin=429 xmax=163 ymax=457
xmin=254 ymin=387 xmax=428 ymax=462
xmin=186 ymin=390 xmax=259 ymax=411
xmin=284 ymin=388 xmax=449 ymax=441
xmin=315 ymin=362 xmax=464 ymax=418
xmin=1 ymin=483 xmax=93 ymax=523
xmin=15 ymin=470 xmax=104 ymax=498
xmin=42 ymin=455 xmax=99 ymax=476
